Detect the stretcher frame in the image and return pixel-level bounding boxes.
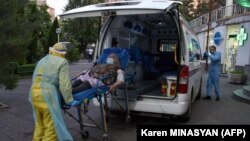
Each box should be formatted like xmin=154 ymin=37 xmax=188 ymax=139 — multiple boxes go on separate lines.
xmin=103 ymin=74 xmax=135 ymax=123
xmin=62 ymin=73 xmax=132 ymax=141
xmin=62 ymin=48 xmax=132 ymax=140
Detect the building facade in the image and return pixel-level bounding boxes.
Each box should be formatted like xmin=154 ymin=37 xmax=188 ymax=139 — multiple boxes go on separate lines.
xmin=191 ymin=2 xmax=250 ymax=73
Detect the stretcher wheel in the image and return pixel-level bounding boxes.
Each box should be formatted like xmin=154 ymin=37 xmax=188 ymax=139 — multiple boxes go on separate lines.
xmin=102 ymin=133 xmax=108 ymax=141
xmin=80 ymin=131 xmax=89 ymax=139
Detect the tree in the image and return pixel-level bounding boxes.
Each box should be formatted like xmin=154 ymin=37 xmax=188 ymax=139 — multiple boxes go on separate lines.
xmin=47 ymin=18 xmax=60 ymax=52
xmin=179 ymin=0 xmax=196 ymax=21
xmin=193 ymin=0 xmax=226 ymax=19
xmin=62 ymin=0 xmax=104 ymax=57
xmin=0 ymin=1 xmax=52 ymax=89
xmin=0 ymin=0 xmax=33 ymax=89
xmin=193 ymin=0 xmax=209 ymax=18
xmin=35 ymin=4 xmax=52 ymax=58
xmin=25 ymin=3 xmax=52 ymax=63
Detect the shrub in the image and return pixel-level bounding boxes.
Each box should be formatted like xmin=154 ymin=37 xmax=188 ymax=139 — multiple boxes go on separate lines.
xmin=229 ymin=70 xmax=245 ymax=74
xmin=66 ymin=47 xmax=80 ymax=62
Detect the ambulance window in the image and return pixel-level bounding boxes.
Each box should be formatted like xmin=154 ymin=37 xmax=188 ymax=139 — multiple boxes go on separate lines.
xmin=158 ymin=40 xmax=177 ymax=52
xmin=189 ymin=38 xmax=200 ymax=62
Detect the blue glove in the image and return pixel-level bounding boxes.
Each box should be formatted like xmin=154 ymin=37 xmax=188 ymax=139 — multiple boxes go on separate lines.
xmin=68 ymin=100 xmax=80 ymax=107
xmin=204 ymin=52 xmax=209 ymax=56
xmin=203 ymin=52 xmax=208 ymax=59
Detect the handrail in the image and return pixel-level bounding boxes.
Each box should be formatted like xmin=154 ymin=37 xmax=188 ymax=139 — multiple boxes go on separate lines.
xmin=174 ymin=44 xmax=179 ymax=65
xmin=190 ymin=4 xmax=250 ymax=28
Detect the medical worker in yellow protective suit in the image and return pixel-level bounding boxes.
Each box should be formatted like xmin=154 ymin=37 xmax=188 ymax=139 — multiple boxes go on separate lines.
xmin=29 ymin=42 xmax=79 ymax=141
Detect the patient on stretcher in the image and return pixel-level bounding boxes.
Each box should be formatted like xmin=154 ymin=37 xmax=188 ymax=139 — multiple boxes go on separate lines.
xmin=72 ymin=53 xmax=125 ymax=94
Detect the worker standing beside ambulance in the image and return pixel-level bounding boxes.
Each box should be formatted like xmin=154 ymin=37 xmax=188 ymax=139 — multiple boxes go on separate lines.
xmin=203 ymin=45 xmax=221 ymax=101
xmin=29 ymin=43 xmax=79 ymax=141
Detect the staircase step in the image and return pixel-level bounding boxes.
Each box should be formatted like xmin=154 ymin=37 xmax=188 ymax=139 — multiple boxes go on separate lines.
xmin=234 ymin=89 xmax=250 ymax=101
xmin=243 ymin=86 xmax=250 ymax=97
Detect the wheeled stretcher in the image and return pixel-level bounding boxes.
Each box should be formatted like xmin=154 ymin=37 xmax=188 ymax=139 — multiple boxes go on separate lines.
xmin=62 ymin=81 xmax=110 ymax=140
xmin=61 ymin=48 xmax=133 ymax=141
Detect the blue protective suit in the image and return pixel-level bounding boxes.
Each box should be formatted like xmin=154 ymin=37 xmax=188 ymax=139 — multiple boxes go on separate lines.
xmin=29 ymin=52 xmax=74 ymax=141
xmin=206 ymin=51 xmax=221 ymax=97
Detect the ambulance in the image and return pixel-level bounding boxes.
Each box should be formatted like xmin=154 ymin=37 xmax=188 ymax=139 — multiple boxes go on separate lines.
xmin=60 ymin=0 xmax=203 ymax=121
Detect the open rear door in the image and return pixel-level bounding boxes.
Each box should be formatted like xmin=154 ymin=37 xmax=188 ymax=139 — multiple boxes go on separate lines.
xmin=60 ymin=0 xmax=181 ymax=19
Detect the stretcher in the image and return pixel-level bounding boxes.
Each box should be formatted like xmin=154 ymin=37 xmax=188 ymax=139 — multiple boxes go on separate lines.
xmin=61 ymin=48 xmax=133 ymax=141
xmin=62 ymin=80 xmax=110 ymax=140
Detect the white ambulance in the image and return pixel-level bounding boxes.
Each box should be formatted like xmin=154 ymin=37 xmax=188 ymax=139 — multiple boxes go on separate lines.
xmin=61 ymin=0 xmax=202 ymax=121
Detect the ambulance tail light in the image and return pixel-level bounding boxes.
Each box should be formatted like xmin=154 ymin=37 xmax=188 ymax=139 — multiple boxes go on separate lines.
xmin=178 ymin=66 xmax=189 ymax=93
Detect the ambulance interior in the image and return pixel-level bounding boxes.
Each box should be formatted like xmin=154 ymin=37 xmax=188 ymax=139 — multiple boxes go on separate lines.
xmin=102 ymin=13 xmax=180 ymax=99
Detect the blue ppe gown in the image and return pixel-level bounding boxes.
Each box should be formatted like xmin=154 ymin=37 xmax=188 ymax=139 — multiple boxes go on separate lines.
xmin=206 ymin=51 xmax=221 ymax=97
xmin=29 ymin=53 xmax=74 ymax=141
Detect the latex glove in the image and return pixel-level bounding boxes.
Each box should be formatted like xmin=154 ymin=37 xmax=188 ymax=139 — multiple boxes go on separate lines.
xmin=68 ymin=100 xmax=80 ymax=107
xmin=203 ymin=52 xmax=208 ymax=56
xmin=203 ymin=52 xmax=208 ymax=59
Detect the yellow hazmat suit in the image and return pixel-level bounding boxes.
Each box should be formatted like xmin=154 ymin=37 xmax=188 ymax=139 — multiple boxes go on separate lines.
xmin=29 ymin=43 xmax=74 ymax=141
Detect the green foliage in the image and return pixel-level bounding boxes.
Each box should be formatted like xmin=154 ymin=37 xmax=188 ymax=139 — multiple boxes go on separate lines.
xmin=16 ymin=63 xmax=36 ymax=76
xmin=0 ymin=0 xmax=32 ymax=89
xmin=8 ymin=61 xmax=36 ymax=76
xmin=47 ymin=18 xmax=60 ymax=53
xmin=193 ymin=1 xmax=209 ymax=19
xmin=193 ymin=0 xmax=226 ymax=19
xmin=179 ymin=0 xmax=195 ymax=21
xmin=62 ymin=0 xmax=102 ymax=56
xmin=25 ymin=3 xmax=52 ymax=61
xmin=66 ymin=47 xmax=80 ymax=62
xmin=37 ymin=5 xmax=52 ymax=56
xmin=0 ymin=1 xmax=52 ymax=89
xmin=1 ymin=62 xmax=20 ymax=90
xmin=230 ymin=70 xmax=245 ymax=74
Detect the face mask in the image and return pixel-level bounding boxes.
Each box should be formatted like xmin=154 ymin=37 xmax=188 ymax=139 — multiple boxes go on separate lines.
xmin=106 ymin=58 xmax=114 ymax=64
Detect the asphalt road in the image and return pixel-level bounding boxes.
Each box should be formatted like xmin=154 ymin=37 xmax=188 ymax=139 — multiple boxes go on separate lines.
xmin=0 ymin=59 xmax=250 ymax=141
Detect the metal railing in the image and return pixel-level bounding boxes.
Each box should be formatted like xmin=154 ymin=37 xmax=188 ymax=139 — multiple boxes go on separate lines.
xmin=190 ymin=4 xmax=250 ymax=28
